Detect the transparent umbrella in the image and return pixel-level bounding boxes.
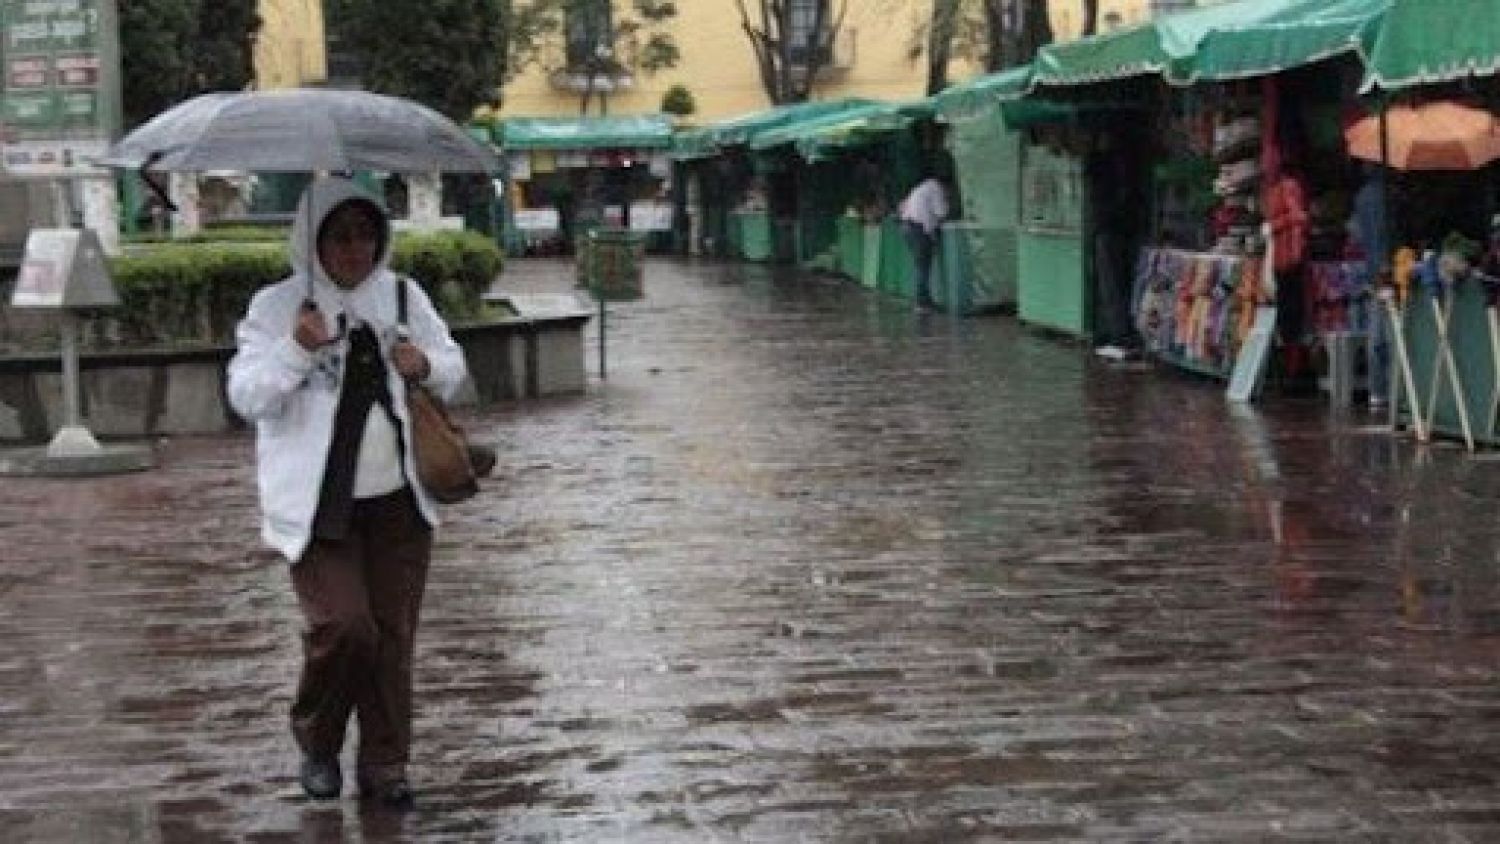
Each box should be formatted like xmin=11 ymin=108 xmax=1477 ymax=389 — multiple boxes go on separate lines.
xmin=99 ymin=88 xmax=500 ymax=299
xmin=99 ymin=88 xmax=498 ymax=174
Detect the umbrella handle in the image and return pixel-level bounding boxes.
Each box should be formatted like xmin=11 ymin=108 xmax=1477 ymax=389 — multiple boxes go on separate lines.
xmin=138 ymin=151 xmax=179 ymax=214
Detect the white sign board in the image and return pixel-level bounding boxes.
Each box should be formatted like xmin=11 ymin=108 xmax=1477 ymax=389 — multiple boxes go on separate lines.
xmin=1227 ymin=306 xmax=1278 ymax=403
xmin=1 ymin=0 xmax=123 ymax=178
xmin=11 ymin=227 xmax=117 ymax=309
xmin=629 ymin=202 xmax=673 ymax=232
xmin=513 ymin=207 xmax=560 ymax=231
xmin=503 ymin=294 xmax=591 ymax=319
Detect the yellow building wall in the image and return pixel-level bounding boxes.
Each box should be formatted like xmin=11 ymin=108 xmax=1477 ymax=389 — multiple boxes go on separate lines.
xmin=253 ymin=0 xmax=326 ymax=90
xmin=501 ymin=0 xmax=972 ymax=123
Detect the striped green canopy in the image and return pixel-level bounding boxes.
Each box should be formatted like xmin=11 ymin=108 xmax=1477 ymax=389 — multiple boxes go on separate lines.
xmin=931 ymin=65 xmax=1034 ymax=119
xmin=1361 ymin=0 xmax=1500 ymax=91
xmin=672 ymin=99 xmax=875 ymax=160
xmin=750 ymin=100 xmax=935 ymax=161
xmin=496 ymin=114 xmax=674 ymax=151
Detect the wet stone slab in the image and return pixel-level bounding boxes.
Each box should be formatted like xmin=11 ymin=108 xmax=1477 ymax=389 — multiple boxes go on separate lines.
xmin=4 ymin=258 xmax=1500 ymax=841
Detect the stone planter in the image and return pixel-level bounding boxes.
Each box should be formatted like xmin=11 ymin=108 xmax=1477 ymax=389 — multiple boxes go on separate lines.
xmin=0 ymin=313 xmax=590 ymax=443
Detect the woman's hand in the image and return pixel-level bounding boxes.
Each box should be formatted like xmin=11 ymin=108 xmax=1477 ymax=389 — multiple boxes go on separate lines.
xmin=293 ymin=301 xmax=332 ymax=350
xmin=392 ymin=341 xmax=430 ymax=381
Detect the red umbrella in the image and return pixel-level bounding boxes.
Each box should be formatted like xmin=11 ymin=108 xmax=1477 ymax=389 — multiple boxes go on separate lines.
xmin=1345 ymin=101 xmax=1500 ymax=171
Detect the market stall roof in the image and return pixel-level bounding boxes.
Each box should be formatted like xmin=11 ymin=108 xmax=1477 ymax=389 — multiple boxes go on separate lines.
xmin=1032 ymin=0 xmax=1362 ymax=87
xmin=672 ymin=99 xmax=875 ymax=160
xmin=1192 ymin=0 xmax=1387 ymax=82
xmin=1032 ymin=0 xmax=1500 ymax=93
xmin=1361 ymin=0 xmax=1500 ymax=92
xmin=931 ymin=65 xmax=1034 ymax=119
xmin=495 ymin=114 xmax=674 ymax=151
xmin=749 ymin=99 xmax=935 ymax=161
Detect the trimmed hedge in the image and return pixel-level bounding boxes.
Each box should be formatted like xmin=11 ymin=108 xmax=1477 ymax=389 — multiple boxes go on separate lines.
xmin=123 ymin=225 xmax=290 ymax=245
xmin=97 ymin=230 xmax=503 ymax=349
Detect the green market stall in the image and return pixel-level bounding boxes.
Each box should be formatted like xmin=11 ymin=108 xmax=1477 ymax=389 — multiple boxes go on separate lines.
xmin=495 ymin=114 xmax=675 ymax=256
xmin=1011 ymin=0 xmax=1400 ymax=348
xmin=933 ymin=65 xmax=1033 ymax=313
xmin=673 ymin=100 xmax=876 ymax=261
xmin=1359 ymin=0 xmax=1500 ymax=446
xmin=750 ymin=99 xmax=937 ymax=281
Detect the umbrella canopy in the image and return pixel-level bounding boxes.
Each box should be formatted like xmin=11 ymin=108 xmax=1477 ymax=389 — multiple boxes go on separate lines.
xmin=100 ymin=89 xmax=499 ymax=173
xmin=1345 ymin=101 xmax=1500 ymax=170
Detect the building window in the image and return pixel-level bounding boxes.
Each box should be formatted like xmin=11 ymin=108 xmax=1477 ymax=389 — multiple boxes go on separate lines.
xmin=787 ymin=0 xmax=828 ymax=65
xmin=566 ymin=4 xmax=614 ymax=69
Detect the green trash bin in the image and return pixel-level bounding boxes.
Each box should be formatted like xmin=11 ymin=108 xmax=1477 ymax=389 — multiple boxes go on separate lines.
xmin=584 ymin=227 xmax=646 ymax=300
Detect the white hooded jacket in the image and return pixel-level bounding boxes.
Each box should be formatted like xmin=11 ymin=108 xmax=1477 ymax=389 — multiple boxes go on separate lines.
xmin=227 ymin=178 xmax=469 ymax=563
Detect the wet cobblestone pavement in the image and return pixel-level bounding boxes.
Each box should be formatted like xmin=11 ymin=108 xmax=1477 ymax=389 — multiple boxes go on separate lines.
xmin=6 ymin=258 xmax=1500 ymax=842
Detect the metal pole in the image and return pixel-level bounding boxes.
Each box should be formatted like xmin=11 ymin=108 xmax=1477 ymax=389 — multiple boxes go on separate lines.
xmin=60 ymin=313 xmax=81 ymax=430
xmin=598 ymin=296 xmax=607 ymax=380
xmin=1378 ymin=97 xmax=1405 ymax=432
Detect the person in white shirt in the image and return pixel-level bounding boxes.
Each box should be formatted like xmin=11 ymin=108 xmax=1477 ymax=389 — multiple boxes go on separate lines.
xmin=227 ymin=177 xmax=467 ymax=811
xmin=898 ymin=169 xmax=950 ymax=310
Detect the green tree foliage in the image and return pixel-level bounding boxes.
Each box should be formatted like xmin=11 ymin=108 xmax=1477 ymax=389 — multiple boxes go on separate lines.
xmin=119 ymin=0 xmax=261 ymax=129
xmin=660 ymin=84 xmax=695 ymax=116
xmin=507 ymin=0 xmax=680 ymax=79
xmin=504 ymin=1 xmax=679 ymax=114
xmin=329 ymin=0 xmax=507 ymax=121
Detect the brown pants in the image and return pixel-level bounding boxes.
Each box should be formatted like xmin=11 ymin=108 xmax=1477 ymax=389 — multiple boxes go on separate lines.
xmin=290 ymin=488 xmax=431 ymax=786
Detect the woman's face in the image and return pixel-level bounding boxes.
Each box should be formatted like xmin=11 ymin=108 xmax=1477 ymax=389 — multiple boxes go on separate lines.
xmin=317 ymin=203 xmax=382 ymax=289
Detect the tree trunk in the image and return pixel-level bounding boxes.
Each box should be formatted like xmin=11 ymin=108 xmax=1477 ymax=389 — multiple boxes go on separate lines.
xmin=926 ymin=0 xmax=959 ymax=95
xmin=1019 ymin=0 xmax=1053 ymax=64
xmin=982 ymin=0 xmax=1011 ymax=71
xmin=733 ymin=0 xmax=844 ymax=105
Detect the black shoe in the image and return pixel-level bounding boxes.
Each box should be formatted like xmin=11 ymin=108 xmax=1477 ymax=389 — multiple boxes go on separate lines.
xmin=361 ymin=777 xmax=416 ymax=811
xmin=300 ymin=757 xmax=342 ymax=801
xmin=466 ymin=443 xmax=498 ymax=478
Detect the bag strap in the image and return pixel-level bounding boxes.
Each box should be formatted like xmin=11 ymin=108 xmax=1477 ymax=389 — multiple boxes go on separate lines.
xmin=396 ymin=276 xmax=409 ymax=331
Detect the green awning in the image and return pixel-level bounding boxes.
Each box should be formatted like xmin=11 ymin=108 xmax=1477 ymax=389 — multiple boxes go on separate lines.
xmin=1192 ymin=0 xmax=1387 ymax=82
xmin=746 ymin=99 xmax=934 ymax=160
xmin=1033 ymin=0 xmax=1327 ymax=87
xmin=672 ymin=99 xmax=875 ymax=160
xmin=932 ymin=65 xmax=1034 ymax=119
xmin=1361 ymin=0 xmax=1500 ymax=92
xmin=497 ymin=114 xmax=674 ymax=151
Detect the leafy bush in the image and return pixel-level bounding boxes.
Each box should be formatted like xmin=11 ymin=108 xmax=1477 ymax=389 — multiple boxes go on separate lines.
xmin=661 ymin=84 xmax=696 ymax=117
xmin=123 ymin=225 xmax=290 ymax=245
xmin=96 ymin=230 xmax=504 ymax=349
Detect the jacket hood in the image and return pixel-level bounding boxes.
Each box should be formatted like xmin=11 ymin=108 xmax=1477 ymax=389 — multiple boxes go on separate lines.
xmin=288 ymin=177 xmax=394 ymax=293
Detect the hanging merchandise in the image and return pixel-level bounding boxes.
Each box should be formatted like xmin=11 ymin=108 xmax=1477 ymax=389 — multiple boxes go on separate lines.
xmin=1134 ymin=247 xmax=1265 ymax=377
xmin=1305 ymin=261 xmax=1371 ymax=335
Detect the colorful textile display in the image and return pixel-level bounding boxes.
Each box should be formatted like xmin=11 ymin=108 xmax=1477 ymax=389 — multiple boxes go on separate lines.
xmin=1305 ymin=261 xmax=1371 ymax=335
xmin=1134 ymin=247 xmax=1263 ymax=377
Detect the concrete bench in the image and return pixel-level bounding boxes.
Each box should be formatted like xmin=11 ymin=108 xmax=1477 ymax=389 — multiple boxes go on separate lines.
xmin=0 ymin=311 xmax=590 ymax=443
